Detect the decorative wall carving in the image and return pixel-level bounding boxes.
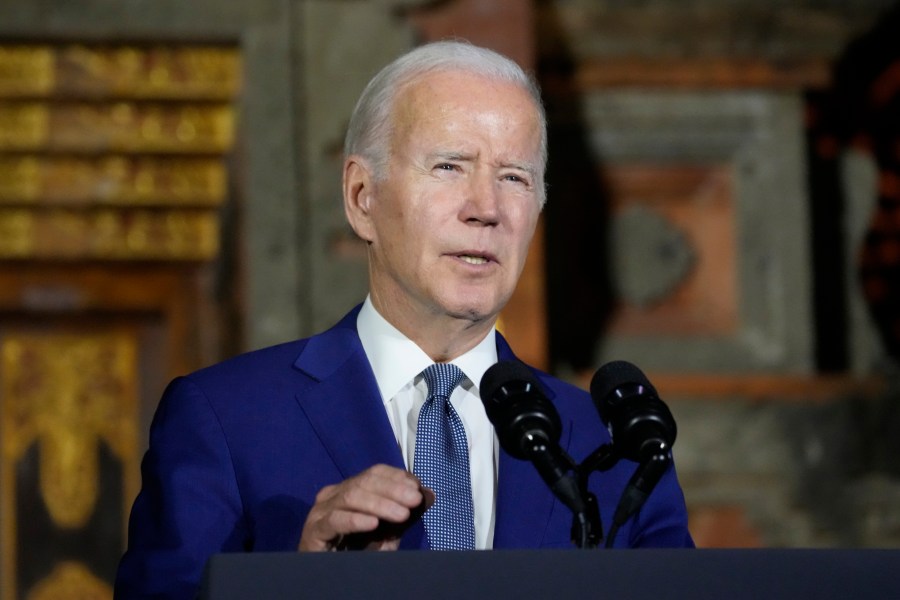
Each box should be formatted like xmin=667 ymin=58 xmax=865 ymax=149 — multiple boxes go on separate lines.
xmin=0 ymin=43 xmax=238 ymax=263
xmin=579 ymin=91 xmax=812 ymax=373
xmin=0 ymin=102 xmax=235 ymax=153
xmin=0 ymin=156 xmax=226 ymax=206
xmin=0 ymin=208 xmax=219 ymax=260
xmin=0 ymin=44 xmax=240 ymax=100
xmin=1 ymin=330 xmax=138 ymax=599
xmin=0 ymin=40 xmax=241 ymax=598
xmin=26 ymin=561 xmax=112 ymax=600
xmin=610 ymin=203 xmax=696 ymax=308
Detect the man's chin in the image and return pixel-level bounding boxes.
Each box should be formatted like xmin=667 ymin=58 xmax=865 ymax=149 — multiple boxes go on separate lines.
xmin=442 ymin=302 xmax=501 ymax=326
xmin=432 ymin=288 xmax=510 ymax=326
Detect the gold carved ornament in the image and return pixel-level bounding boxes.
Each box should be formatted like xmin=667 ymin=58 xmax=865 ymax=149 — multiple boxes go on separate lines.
xmin=1 ymin=331 xmax=138 ymax=530
xmin=0 ymin=208 xmax=219 ymax=260
xmin=0 ymin=103 xmax=49 ymax=149
xmin=0 ymin=46 xmax=54 ymax=97
xmin=0 ymin=44 xmax=240 ymax=100
xmin=0 ymin=156 xmax=226 ymax=206
xmin=0 ymin=101 xmax=234 ymax=153
xmin=26 ymin=561 xmax=111 ymax=600
xmin=59 ymin=44 xmax=241 ymax=100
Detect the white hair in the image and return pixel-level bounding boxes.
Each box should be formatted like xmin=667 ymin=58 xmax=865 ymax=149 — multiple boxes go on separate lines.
xmin=344 ymin=40 xmax=547 ymax=203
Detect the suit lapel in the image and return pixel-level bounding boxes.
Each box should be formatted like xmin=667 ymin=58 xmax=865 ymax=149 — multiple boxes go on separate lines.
xmin=291 ymin=308 xmax=426 ymax=549
xmin=290 ymin=313 xmax=561 ymax=549
xmin=491 ymin=334 xmax=561 ymax=548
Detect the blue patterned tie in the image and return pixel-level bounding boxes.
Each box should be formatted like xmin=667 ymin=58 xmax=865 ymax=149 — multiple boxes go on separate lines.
xmin=413 ymin=363 xmax=475 ymax=550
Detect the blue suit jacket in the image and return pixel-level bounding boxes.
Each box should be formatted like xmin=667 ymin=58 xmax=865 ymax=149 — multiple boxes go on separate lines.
xmin=116 ymin=306 xmax=693 ymax=598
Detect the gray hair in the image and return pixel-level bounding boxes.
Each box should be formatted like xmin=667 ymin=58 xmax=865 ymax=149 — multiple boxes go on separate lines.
xmin=344 ymin=40 xmax=547 ymax=203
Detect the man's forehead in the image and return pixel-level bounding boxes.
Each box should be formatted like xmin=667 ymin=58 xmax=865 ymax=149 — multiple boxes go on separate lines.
xmin=389 ymin=69 xmax=544 ymax=173
xmin=396 ymin=69 xmax=538 ymax=114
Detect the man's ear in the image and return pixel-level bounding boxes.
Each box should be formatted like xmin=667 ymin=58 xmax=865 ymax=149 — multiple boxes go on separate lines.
xmin=343 ymin=156 xmax=376 ymax=243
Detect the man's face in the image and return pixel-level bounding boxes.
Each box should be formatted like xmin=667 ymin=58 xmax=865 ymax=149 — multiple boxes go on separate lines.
xmin=353 ymin=70 xmax=543 ymax=330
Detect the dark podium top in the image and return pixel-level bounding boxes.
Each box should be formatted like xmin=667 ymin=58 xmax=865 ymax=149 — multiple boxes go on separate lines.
xmin=202 ymin=548 xmax=900 ymax=600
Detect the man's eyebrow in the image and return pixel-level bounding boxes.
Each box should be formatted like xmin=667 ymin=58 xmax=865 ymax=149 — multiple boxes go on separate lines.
xmin=428 ymin=151 xmax=475 ymax=162
xmin=500 ymin=161 xmax=538 ymax=176
xmin=427 ymin=151 xmax=537 ymax=176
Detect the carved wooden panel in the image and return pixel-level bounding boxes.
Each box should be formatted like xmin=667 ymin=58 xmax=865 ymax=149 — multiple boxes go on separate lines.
xmin=1 ymin=328 xmax=139 ymax=599
xmin=0 ymin=42 xmax=241 ymax=599
xmin=0 ymin=43 xmax=239 ymax=263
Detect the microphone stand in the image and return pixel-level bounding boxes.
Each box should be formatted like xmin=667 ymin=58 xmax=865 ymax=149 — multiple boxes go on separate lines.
xmin=522 ymin=434 xmax=602 ymax=549
xmin=571 ymin=486 xmax=602 ymax=550
xmin=604 ymin=445 xmax=671 ymax=548
xmin=579 ymin=442 xmax=672 ymax=548
xmin=580 ymin=442 xmax=619 ymax=474
xmin=576 ymin=443 xmax=618 ymax=548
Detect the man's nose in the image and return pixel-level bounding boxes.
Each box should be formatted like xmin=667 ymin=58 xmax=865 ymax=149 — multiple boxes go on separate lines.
xmin=461 ymin=171 xmax=500 ymax=226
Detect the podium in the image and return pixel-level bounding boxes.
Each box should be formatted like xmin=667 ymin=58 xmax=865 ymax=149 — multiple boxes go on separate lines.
xmin=201 ymin=548 xmax=900 ymax=599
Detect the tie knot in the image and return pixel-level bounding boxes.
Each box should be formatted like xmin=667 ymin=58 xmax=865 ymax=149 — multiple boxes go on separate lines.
xmin=422 ymin=363 xmax=465 ymax=400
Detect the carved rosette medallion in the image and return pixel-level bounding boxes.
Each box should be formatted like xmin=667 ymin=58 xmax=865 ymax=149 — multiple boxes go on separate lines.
xmin=611 ymin=204 xmax=696 ymax=307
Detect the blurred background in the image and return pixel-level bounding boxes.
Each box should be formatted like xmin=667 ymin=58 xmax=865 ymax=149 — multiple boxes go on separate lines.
xmin=1 ymin=0 xmax=899 ymax=597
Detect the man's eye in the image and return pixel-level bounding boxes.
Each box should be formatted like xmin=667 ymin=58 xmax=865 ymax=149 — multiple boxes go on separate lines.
xmin=435 ymin=163 xmax=457 ymax=171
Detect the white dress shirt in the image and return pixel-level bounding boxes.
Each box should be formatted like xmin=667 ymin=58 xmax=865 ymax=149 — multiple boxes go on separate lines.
xmin=356 ymin=296 xmax=498 ymax=549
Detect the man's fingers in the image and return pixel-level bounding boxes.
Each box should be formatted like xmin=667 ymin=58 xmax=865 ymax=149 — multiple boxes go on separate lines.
xmin=351 ymin=465 xmax=425 ymax=508
xmin=331 ymin=483 xmax=415 ymax=522
xmin=320 ymin=508 xmax=380 ymax=538
xmin=299 ymin=508 xmax=380 ymax=551
xmin=420 ymin=486 xmax=435 ymax=510
xmin=299 ymin=464 xmax=428 ymax=551
xmin=327 ymin=466 xmax=424 ymax=520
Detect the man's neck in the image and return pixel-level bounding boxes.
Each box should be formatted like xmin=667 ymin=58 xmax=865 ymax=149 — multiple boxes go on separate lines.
xmin=368 ymin=293 xmax=495 ymax=363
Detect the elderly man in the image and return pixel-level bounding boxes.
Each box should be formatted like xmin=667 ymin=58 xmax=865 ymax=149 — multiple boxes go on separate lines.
xmin=116 ymin=40 xmax=693 ymax=599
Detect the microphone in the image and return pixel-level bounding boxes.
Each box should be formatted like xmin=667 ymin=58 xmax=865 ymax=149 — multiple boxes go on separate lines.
xmin=590 ymin=360 xmax=676 ymax=463
xmin=480 ymin=361 xmax=587 ymax=520
xmin=590 ymin=360 xmax=677 ymax=547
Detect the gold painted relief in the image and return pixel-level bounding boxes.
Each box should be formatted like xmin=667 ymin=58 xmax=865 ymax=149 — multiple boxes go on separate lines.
xmin=0 ymin=156 xmax=41 ymax=201
xmin=0 ymin=208 xmax=34 ymax=257
xmin=1 ymin=330 xmax=138 ymax=599
xmin=0 ymin=208 xmax=219 ymax=260
xmin=0 ymin=46 xmax=54 ymax=97
xmin=0 ymin=156 xmax=227 ymax=206
xmin=26 ymin=561 xmax=112 ymax=600
xmin=0 ymin=102 xmax=49 ymax=149
xmin=0 ymin=40 xmax=239 ymax=599
xmin=1 ymin=331 xmax=137 ymax=527
xmin=0 ymin=102 xmax=235 ymax=153
xmin=0 ymin=42 xmax=237 ymax=268
xmin=0 ymin=44 xmax=240 ymax=100
xmin=57 ymin=45 xmax=241 ymax=100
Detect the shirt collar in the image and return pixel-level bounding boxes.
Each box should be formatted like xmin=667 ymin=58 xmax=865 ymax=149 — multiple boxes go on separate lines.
xmin=357 ymin=296 xmax=498 ymax=403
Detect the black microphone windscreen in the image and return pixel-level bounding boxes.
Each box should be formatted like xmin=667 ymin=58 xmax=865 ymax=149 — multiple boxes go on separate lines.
xmin=590 ymin=360 xmax=657 ymax=402
xmin=480 ymin=360 xmax=538 ymax=402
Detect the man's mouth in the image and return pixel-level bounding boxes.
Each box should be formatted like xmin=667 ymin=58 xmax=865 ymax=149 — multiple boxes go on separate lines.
xmin=459 ymin=254 xmax=489 ymax=265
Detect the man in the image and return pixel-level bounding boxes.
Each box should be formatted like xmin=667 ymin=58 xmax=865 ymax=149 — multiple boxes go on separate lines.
xmin=116 ymin=40 xmax=693 ymax=598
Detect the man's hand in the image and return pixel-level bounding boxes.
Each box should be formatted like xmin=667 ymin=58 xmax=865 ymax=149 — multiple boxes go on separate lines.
xmin=298 ymin=464 xmax=433 ymax=551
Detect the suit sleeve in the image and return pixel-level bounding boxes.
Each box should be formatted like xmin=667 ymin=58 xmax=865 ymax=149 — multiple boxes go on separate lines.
xmin=115 ymin=377 xmax=248 ymax=599
xmin=622 ymin=461 xmax=695 ymax=548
